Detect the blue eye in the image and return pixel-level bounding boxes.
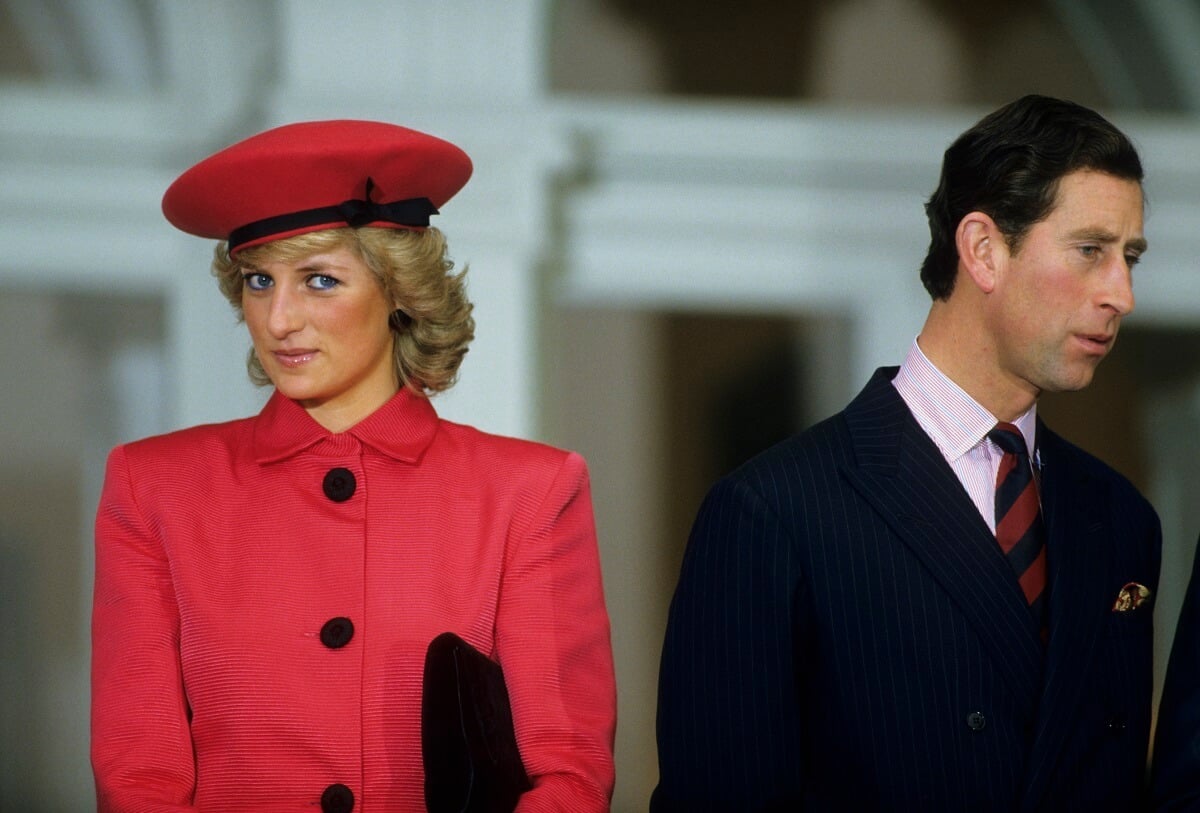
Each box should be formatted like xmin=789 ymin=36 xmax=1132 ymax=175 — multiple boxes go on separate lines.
xmin=309 ymin=274 xmax=340 ymax=291
xmin=242 ymin=272 xmax=272 ymax=291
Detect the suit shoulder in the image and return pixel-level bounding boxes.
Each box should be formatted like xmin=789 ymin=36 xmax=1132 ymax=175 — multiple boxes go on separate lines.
xmin=1041 ymin=426 xmax=1156 ymax=515
xmin=435 ymin=419 xmax=586 ymax=479
xmin=706 ymin=412 xmax=851 ymax=515
xmin=726 ymin=411 xmax=850 ymax=483
xmin=114 ymin=415 xmax=256 ymax=468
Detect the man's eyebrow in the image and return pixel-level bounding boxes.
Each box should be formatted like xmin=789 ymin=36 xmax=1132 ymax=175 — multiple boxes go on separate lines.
xmin=1066 ymin=228 xmax=1148 ymax=254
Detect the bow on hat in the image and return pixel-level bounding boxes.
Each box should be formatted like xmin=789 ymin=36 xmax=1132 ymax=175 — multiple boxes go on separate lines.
xmin=336 ymin=178 xmax=436 ymax=229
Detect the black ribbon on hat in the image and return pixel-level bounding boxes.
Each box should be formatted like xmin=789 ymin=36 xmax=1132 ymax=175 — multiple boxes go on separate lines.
xmin=228 ymin=177 xmax=438 ymax=252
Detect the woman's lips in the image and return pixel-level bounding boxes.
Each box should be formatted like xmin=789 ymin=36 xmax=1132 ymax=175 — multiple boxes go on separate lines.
xmin=272 ymin=349 xmax=318 ymax=367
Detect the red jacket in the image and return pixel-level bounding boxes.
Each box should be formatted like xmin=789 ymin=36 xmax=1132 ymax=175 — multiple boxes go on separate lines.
xmin=92 ymin=388 xmax=616 ymax=812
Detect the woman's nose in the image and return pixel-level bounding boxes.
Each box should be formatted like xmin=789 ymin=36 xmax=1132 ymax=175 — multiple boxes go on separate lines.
xmin=266 ymin=288 xmax=303 ymax=337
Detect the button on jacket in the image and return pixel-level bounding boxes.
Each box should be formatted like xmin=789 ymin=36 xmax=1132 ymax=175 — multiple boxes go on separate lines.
xmin=91 ymin=388 xmax=616 ymax=812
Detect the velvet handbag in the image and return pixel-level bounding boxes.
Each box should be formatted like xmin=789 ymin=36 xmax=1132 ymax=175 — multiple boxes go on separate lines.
xmin=422 ymin=631 xmax=531 ymax=812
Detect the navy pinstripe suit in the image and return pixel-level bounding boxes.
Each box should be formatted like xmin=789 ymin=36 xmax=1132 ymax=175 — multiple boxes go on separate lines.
xmin=1152 ymin=535 xmax=1200 ymax=810
xmin=653 ymin=367 xmax=1161 ymax=812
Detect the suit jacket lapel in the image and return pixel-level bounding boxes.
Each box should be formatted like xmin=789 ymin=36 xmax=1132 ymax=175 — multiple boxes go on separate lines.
xmin=1021 ymin=424 xmax=1111 ymax=812
xmin=841 ymin=369 xmax=1044 ymax=709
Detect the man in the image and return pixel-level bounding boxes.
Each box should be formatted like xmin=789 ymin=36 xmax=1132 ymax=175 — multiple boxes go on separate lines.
xmin=652 ymin=95 xmax=1161 ymax=812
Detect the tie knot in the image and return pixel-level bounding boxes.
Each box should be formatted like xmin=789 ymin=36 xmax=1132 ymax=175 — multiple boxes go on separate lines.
xmin=988 ymin=422 xmax=1028 ymax=457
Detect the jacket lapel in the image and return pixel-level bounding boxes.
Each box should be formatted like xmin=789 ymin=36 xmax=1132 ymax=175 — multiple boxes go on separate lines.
xmin=1021 ymin=425 xmax=1111 ymax=812
xmin=840 ymin=369 xmax=1044 ymax=709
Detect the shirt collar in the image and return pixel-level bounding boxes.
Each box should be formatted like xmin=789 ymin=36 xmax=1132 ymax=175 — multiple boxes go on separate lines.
xmin=253 ymin=387 xmax=439 ymax=464
xmin=893 ymin=338 xmax=1037 ymax=461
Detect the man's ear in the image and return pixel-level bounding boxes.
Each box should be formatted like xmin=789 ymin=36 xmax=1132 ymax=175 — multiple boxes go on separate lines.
xmin=955 ymin=212 xmax=1004 ymax=294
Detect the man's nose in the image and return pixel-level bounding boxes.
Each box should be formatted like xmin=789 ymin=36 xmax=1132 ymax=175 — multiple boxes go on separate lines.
xmin=1103 ymin=260 xmax=1135 ymax=316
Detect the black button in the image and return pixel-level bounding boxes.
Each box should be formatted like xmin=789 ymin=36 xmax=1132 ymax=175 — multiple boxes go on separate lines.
xmin=323 ymin=468 xmax=356 ymax=502
xmin=321 ymin=783 xmax=354 ymax=813
xmin=320 ymin=617 xmax=354 ymax=649
xmin=966 ymin=711 xmax=986 ymax=731
xmin=1105 ymin=715 xmax=1127 ymax=736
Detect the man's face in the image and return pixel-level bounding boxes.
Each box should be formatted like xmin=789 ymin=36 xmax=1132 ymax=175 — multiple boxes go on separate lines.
xmin=988 ymin=169 xmax=1145 ymax=400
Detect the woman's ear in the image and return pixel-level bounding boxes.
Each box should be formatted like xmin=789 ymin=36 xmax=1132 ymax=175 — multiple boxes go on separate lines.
xmin=389 ymin=308 xmax=412 ymax=330
xmin=955 ymin=212 xmax=1004 ymax=294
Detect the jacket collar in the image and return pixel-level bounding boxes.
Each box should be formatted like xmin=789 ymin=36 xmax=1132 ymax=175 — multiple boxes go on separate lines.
xmin=252 ymin=387 xmax=439 ymax=464
xmin=841 ymin=367 xmax=1046 ymax=707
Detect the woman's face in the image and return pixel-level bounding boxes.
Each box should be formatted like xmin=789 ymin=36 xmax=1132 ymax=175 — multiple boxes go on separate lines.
xmin=240 ymin=245 xmax=398 ymax=431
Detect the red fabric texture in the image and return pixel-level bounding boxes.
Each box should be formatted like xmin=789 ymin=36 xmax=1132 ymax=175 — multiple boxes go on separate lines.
xmin=91 ymin=388 xmax=615 ymax=812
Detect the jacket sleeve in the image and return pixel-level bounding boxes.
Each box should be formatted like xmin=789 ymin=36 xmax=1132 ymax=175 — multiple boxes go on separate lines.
xmin=91 ymin=446 xmax=198 ymax=812
xmin=495 ymin=451 xmax=616 ymax=812
xmin=651 ymin=475 xmax=808 ymax=812
xmin=1152 ymin=533 xmax=1200 ymax=812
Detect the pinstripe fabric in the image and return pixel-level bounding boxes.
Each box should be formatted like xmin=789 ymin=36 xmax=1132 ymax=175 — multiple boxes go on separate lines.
xmin=652 ymin=367 xmax=1161 ymax=812
xmin=91 ymin=388 xmax=615 ymax=812
xmin=1152 ymin=534 xmax=1200 ymax=810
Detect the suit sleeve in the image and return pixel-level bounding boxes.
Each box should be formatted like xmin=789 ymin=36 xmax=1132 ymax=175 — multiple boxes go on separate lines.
xmin=495 ymin=452 xmax=616 ymax=812
xmin=91 ymin=446 xmax=198 ymax=812
xmin=1152 ymin=533 xmax=1200 ymax=811
xmin=652 ymin=475 xmax=808 ymax=812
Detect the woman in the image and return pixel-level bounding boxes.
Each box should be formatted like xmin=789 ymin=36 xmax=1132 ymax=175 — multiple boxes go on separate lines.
xmin=91 ymin=120 xmax=616 ymax=812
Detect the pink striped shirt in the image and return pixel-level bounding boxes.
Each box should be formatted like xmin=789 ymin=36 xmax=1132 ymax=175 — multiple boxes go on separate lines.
xmin=892 ymin=339 xmax=1037 ymax=533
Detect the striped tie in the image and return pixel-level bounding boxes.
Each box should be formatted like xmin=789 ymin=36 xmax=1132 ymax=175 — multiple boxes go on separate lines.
xmin=989 ymin=422 xmax=1047 ymax=635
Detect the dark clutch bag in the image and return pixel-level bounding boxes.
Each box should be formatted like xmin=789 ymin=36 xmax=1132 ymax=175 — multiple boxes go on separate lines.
xmin=422 ymin=632 xmax=532 ymax=813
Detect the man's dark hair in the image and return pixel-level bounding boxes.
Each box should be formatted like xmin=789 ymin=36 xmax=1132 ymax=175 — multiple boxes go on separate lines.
xmin=919 ymin=94 xmax=1144 ymax=300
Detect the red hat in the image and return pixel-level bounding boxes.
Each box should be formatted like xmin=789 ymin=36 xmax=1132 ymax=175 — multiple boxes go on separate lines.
xmin=162 ymin=120 xmax=472 ymax=254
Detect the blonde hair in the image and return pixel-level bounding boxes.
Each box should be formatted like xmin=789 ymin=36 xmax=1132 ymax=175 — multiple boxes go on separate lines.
xmin=212 ymin=227 xmax=474 ymax=394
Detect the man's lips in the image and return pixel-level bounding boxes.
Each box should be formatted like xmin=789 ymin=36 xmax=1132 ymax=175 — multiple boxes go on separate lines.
xmin=1076 ymin=333 xmax=1114 ymax=354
